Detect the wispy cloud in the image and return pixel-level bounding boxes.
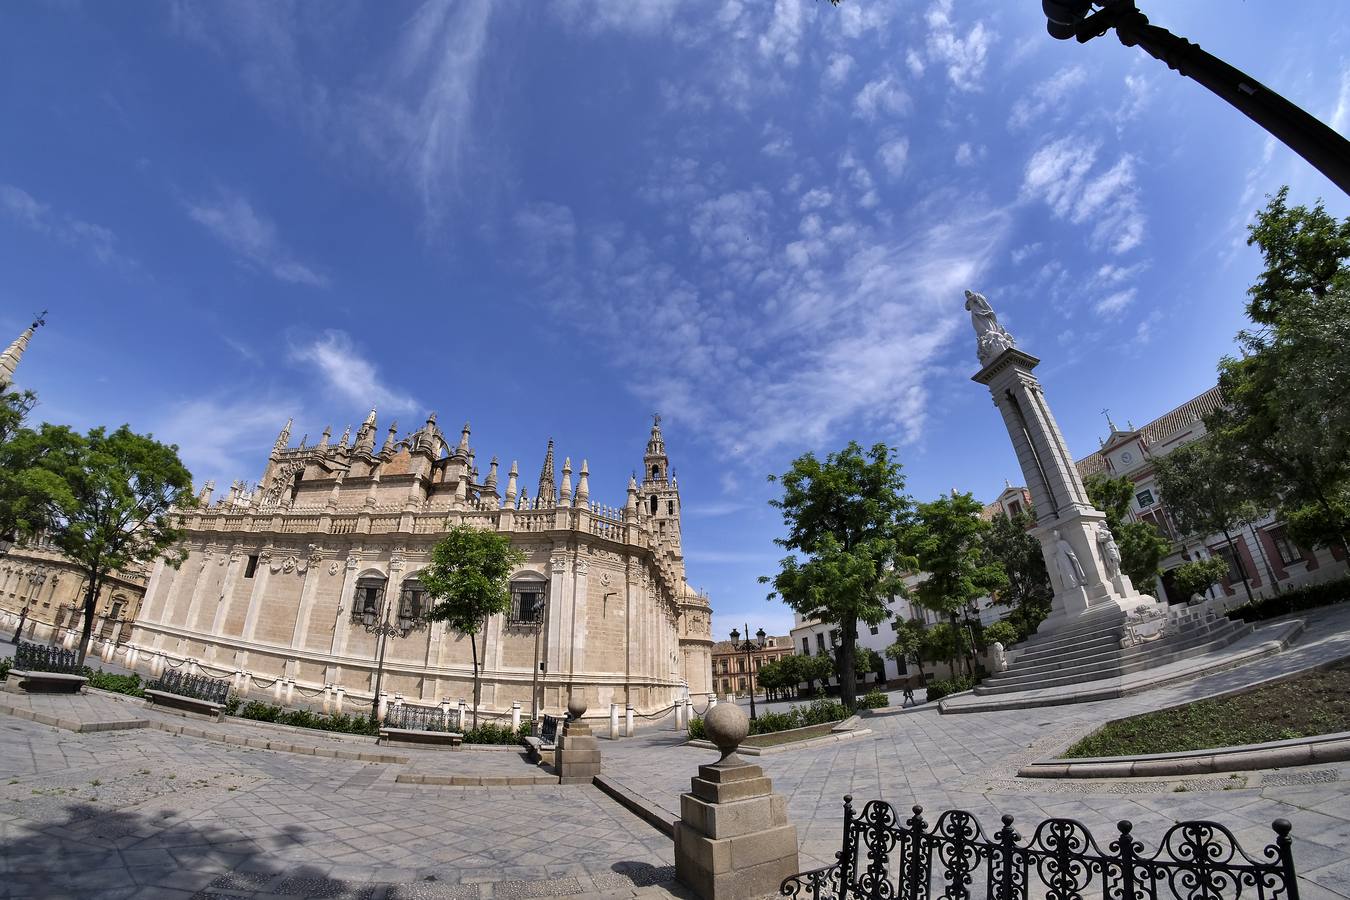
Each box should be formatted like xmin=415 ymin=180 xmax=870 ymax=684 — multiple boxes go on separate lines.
xmin=853 ymin=76 xmax=911 ymax=121
xmin=1021 ymin=136 xmax=1145 ymax=255
xmin=289 ymin=330 xmax=419 ymax=413
xmin=171 ymin=1 xmax=495 ymax=228
xmin=0 ymin=184 xmax=135 ymax=269
xmin=154 ymin=394 xmax=296 ymax=486
xmin=924 ymin=0 xmax=994 ymax=92
xmin=187 ymin=190 xmax=328 ymax=286
xmin=1008 ymin=66 xmax=1087 ymax=130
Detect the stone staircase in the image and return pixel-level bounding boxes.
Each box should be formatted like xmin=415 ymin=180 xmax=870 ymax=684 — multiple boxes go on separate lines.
xmin=974 ymin=603 xmax=1252 ymax=696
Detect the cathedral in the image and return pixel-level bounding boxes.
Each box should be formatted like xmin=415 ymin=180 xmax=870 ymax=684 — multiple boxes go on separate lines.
xmin=129 ymin=412 xmax=714 ymax=716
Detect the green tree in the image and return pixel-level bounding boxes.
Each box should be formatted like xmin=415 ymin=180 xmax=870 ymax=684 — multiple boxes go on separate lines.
xmin=0 ymin=391 xmax=71 ymax=547
xmin=1169 ymin=556 xmax=1231 ymax=601
xmin=920 ymin=621 xmax=967 ymax=671
xmin=35 ymin=424 xmax=194 ymax=666
xmin=761 ymin=442 xmax=915 ymax=710
xmin=422 ymin=524 xmax=525 ymax=728
xmin=980 ymin=620 xmax=1018 ymax=650
xmin=885 ymin=617 xmax=927 ymax=683
xmin=979 ymin=505 xmax=1052 ymax=639
xmin=904 ymin=493 xmax=1007 ymax=677
xmin=843 ymin=646 xmax=883 ymax=686
xmin=1152 ymin=438 xmax=1264 ymax=603
xmin=1085 ymin=473 xmax=1172 ymax=591
xmin=1206 ymin=188 xmax=1350 ymax=551
xmin=774 ymin=653 xmax=805 ymax=698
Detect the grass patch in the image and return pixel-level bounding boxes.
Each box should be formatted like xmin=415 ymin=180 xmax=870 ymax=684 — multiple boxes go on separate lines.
xmin=742 ymin=722 xmax=840 ymax=747
xmin=1064 ymin=659 xmax=1350 ymax=758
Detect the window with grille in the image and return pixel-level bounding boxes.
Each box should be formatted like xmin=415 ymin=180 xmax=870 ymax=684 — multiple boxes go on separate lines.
xmin=351 ymin=576 xmax=386 ymax=623
xmin=509 ymin=577 xmax=547 ymax=625
xmin=1135 ymin=488 xmax=1155 ymax=508
xmin=398 ymin=577 xmax=427 ymax=623
xmin=1269 ymin=527 xmax=1302 ymax=566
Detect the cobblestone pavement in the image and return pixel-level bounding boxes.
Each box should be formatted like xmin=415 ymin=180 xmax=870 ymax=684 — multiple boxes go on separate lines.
xmin=3 ymin=607 xmax=1349 ymax=898
xmin=0 ymin=715 xmax=673 ymax=899
xmin=601 ymin=606 xmax=1350 ymax=899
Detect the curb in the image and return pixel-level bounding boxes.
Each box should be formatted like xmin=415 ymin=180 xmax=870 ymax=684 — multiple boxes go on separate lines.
xmin=1019 ymin=732 xmax=1350 ymax=779
xmin=685 ymin=727 xmax=872 ymax=756
xmin=593 ymin=774 xmax=677 ymax=837
xmin=396 ymin=772 xmax=558 ymax=786
xmin=0 ymin=699 xmax=147 ymax=733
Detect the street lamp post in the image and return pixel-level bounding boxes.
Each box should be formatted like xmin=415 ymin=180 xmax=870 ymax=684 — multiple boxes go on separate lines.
xmin=1041 ymin=0 xmax=1350 ymax=196
xmin=729 ymin=624 xmax=766 ymax=721
xmin=363 ymin=587 xmax=427 ymax=723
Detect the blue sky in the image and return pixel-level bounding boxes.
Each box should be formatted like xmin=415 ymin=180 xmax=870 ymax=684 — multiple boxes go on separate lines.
xmin=3 ymin=1 xmax=1348 ymax=640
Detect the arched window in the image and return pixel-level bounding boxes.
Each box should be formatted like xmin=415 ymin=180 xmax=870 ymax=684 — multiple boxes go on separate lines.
xmin=649 ymin=494 xmax=658 ymax=515
xmin=398 ymin=576 xmax=428 ymax=625
xmin=651 ymin=464 xmax=661 ymax=480
xmin=509 ymin=572 xmax=548 ymax=624
xmin=351 ymin=574 xmax=387 ymax=624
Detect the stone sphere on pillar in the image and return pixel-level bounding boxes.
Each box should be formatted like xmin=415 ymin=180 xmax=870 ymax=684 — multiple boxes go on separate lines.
xmin=566 ymin=693 xmax=587 ymax=720
xmin=704 ymin=701 xmax=749 ymax=762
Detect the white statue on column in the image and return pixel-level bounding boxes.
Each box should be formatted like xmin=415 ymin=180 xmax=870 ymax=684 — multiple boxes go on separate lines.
xmin=1095 ymin=523 xmax=1122 ymax=579
xmin=1052 ymin=529 xmax=1086 ymax=588
xmin=965 ymin=290 xmax=1016 ymax=363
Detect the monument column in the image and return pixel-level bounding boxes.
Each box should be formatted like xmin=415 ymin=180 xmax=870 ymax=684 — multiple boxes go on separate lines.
xmin=966 ymin=290 xmax=1158 ymax=633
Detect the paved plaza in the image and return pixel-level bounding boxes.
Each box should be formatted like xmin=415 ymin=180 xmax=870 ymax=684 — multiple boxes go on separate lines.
xmin=3 ymin=607 xmax=1350 ymax=899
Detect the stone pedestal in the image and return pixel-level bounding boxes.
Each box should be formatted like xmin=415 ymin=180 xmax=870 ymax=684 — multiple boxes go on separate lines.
xmin=557 ymin=695 xmax=601 ymax=784
xmin=675 ymin=703 xmax=798 ymax=900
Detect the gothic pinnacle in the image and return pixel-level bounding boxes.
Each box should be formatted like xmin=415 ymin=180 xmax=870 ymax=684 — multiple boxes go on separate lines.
xmin=505 ymin=460 xmax=519 ymax=503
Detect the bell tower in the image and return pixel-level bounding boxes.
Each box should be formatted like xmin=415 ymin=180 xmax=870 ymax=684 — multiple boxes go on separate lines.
xmin=641 ymin=415 xmax=681 ymax=549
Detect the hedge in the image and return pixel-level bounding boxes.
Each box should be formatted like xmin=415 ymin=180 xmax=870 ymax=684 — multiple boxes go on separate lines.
xmin=1226 ymin=576 xmax=1350 ymax=623
xmin=925 ymin=674 xmax=979 ymax=703
xmin=688 ymin=697 xmax=851 ymax=739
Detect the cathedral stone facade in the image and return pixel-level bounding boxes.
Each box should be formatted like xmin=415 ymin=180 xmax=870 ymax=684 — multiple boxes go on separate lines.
xmin=129 ymin=412 xmax=714 ymax=716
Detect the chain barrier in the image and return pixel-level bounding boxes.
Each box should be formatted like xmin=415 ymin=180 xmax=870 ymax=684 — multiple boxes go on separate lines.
xmin=293 ymin=684 xmax=328 ymax=698
xmin=633 ymin=704 xmax=677 ymax=720
xmin=248 ymin=674 xmax=281 ymax=689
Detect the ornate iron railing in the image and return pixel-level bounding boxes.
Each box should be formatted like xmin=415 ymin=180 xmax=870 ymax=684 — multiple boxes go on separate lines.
xmin=540 ymin=714 xmax=560 ymax=743
xmin=780 ymin=798 xmax=1299 ymax=900
xmin=14 ymin=641 xmax=81 ymax=674
xmin=150 ymin=669 xmax=231 ymax=705
xmin=384 ymin=704 xmax=457 ymax=733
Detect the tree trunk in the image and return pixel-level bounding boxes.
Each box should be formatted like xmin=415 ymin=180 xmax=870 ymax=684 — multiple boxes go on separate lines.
xmin=1248 ymin=523 xmax=1281 ymax=595
xmin=839 ymin=623 xmax=858 ymax=710
xmin=76 ymin=570 xmax=101 ymax=669
xmin=1222 ymin=528 xmax=1256 ymax=604
xmin=470 ymin=622 xmax=482 ymax=730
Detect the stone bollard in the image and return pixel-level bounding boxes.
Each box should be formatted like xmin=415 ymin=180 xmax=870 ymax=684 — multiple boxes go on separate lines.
xmin=675 ymin=703 xmax=799 ymax=900
xmin=675 ymin=699 xmax=686 ymax=730
xmin=273 ymin=679 xmax=284 ymax=702
xmin=708 ymin=695 xmax=718 ymax=709
xmin=457 ymin=699 xmax=467 ymax=730
xmin=625 ymin=704 xmax=635 ymax=737
xmin=377 ymin=691 xmax=390 ymax=721
xmin=284 ymin=678 xmax=296 ymax=706
xmin=610 ymin=702 xmax=620 ymax=739
xmin=511 ymin=700 xmax=521 ymax=732
xmin=322 ymin=685 xmax=333 ymax=715
xmin=556 ymin=695 xmax=601 ymax=784
xmin=334 ymin=685 xmax=345 ymax=714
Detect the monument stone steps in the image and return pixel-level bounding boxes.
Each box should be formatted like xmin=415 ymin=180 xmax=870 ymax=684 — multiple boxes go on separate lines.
xmin=975 ymin=618 xmax=1251 ymax=695
xmin=1008 ymin=616 xmax=1246 ymax=675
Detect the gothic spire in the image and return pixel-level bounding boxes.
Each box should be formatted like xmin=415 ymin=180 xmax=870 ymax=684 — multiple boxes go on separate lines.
xmin=318 ymin=425 xmax=332 ymax=450
xmin=505 ymin=460 xmax=519 ymax=505
xmin=576 ymin=459 xmax=590 ymax=508
xmin=0 ymin=310 xmax=46 ymax=389
xmin=536 ymin=438 xmax=556 ymax=504
xmin=560 ymin=456 xmax=573 ymax=506
xmin=273 ymin=418 xmax=293 ymax=454
xmin=485 ymin=456 xmax=499 ymax=491
xmin=643 ymin=414 xmax=669 ymax=484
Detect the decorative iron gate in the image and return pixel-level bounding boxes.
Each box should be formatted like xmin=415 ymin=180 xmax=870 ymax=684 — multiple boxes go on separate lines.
xmin=780 ymin=798 xmax=1299 ymax=900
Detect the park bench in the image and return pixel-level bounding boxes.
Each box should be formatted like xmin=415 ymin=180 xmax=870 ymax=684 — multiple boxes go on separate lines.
xmin=379 ymin=705 xmax=463 ymax=749
xmin=780 ymin=797 xmax=1299 ymax=900
xmin=523 ymin=713 xmax=560 ymax=764
xmin=143 ymin=670 xmax=229 ymax=722
xmin=2 ymin=641 xmax=86 ymax=694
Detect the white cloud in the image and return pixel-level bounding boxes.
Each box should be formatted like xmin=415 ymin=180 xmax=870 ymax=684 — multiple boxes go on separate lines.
xmin=552 ymin=0 xmax=682 ymax=35
xmin=1010 ymin=242 xmax=1042 ymax=265
xmin=173 ymin=2 xmax=495 ymax=228
xmin=155 ymin=395 xmax=296 ymax=487
xmin=1330 ymin=66 xmax=1350 ymax=135
xmin=905 ymin=49 xmax=925 ymax=78
xmin=0 ymin=184 xmax=133 ymax=268
xmin=1021 ymin=136 xmax=1146 ymax=255
xmin=853 ymin=76 xmax=911 ymax=121
xmin=925 ymin=0 xmax=994 ymax=92
xmin=514 ymin=202 xmax=577 ymax=272
xmin=187 ymin=190 xmax=328 ymax=286
xmin=289 ymin=330 xmax=419 ymax=413
xmin=877 ymin=138 xmax=910 ymax=180
xmin=1008 ymin=66 xmax=1087 ymax=129
xmin=954 ymin=142 xmax=984 ymax=167
xmin=758 ymin=0 xmax=809 ymax=67
xmin=823 ymin=52 xmax=854 ymax=89
xmin=798 ymin=188 xmax=833 ymax=211
xmin=1093 ymin=288 xmax=1136 ymax=318
xmin=1115 ymin=72 xmax=1152 ymax=126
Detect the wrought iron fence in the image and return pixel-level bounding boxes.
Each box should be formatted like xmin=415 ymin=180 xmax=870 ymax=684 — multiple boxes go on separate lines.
xmin=150 ymin=669 xmax=231 ymax=705
xmin=384 ymin=704 xmax=457 ymax=733
xmin=780 ymin=798 xmax=1299 ymax=900
xmin=14 ymin=641 xmax=80 ymax=674
xmin=540 ymin=714 xmax=560 ymax=743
